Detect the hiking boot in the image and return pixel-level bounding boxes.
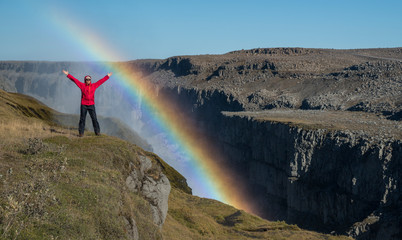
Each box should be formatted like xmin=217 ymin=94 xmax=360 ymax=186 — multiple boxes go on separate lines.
xmin=78 ymin=133 xmax=84 ymax=137
xmin=95 ymin=132 xmax=101 ymax=136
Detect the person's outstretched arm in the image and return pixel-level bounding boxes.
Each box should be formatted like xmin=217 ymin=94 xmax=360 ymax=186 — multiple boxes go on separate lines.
xmin=93 ymin=72 xmax=112 ymax=88
xmin=62 ymin=70 xmax=84 ymax=89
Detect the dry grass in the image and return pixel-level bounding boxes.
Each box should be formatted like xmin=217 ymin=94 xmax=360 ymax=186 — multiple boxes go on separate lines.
xmin=0 ymin=133 xmax=164 ymax=239
xmin=163 ymin=189 xmax=353 ymax=240
xmin=0 ymin=89 xmax=75 ymax=145
xmin=0 ymin=120 xmax=75 ymax=144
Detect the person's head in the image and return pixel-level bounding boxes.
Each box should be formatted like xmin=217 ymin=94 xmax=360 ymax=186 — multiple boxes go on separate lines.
xmin=84 ymin=75 xmax=91 ymax=85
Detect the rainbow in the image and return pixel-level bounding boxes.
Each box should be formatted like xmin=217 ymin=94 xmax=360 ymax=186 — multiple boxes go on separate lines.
xmin=49 ymin=10 xmax=257 ymax=214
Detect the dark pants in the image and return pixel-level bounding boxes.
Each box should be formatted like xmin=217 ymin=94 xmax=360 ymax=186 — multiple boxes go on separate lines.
xmin=79 ymin=104 xmax=100 ymax=135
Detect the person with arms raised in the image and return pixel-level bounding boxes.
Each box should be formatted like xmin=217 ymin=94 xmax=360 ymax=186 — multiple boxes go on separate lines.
xmin=62 ymin=70 xmax=112 ymax=137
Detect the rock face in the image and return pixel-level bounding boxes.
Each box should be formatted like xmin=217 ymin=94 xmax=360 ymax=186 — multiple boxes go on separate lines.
xmin=125 ymin=155 xmax=171 ymax=227
xmin=150 ymin=84 xmax=402 ymax=239
xmin=212 ymin=112 xmax=401 ymax=238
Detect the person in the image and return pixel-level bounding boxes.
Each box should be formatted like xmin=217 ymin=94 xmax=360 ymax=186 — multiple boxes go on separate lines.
xmin=62 ymin=70 xmax=112 ymax=137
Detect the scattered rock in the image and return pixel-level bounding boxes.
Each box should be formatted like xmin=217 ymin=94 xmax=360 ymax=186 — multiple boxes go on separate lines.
xmin=24 ymin=138 xmax=47 ymax=155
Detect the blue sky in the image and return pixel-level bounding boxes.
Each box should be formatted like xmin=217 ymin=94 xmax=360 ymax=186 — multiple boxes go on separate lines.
xmin=0 ymin=0 xmax=401 ymax=61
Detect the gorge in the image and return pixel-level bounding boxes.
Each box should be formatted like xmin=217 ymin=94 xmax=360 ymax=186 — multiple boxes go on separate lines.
xmin=1 ymin=47 xmax=401 ymax=239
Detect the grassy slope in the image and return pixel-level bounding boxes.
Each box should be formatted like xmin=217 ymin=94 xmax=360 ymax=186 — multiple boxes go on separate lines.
xmin=0 ymin=90 xmax=352 ymax=240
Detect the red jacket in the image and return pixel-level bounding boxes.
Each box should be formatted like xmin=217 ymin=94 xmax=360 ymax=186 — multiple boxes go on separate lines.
xmin=67 ymin=74 xmax=109 ymax=105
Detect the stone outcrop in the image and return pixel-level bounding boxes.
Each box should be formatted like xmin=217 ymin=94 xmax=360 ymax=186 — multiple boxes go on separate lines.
xmin=123 ymin=216 xmax=140 ymax=240
xmin=125 ymin=155 xmax=171 ymax=227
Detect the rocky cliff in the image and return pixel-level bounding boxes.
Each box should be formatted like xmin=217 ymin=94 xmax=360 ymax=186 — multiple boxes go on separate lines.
xmin=132 ymin=48 xmax=402 ymax=239
xmin=150 ymin=86 xmax=402 ymax=239
xmin=217 ymin=111 xmax=401 ymax=239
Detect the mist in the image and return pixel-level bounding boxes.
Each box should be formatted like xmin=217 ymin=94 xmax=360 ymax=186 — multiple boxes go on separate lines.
xmin=0 ymin=61 xmax=210 ymax=196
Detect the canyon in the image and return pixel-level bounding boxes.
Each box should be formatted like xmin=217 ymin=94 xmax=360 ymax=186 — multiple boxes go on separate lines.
xmin=1 ymin=47 xmax=401 ymax=239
